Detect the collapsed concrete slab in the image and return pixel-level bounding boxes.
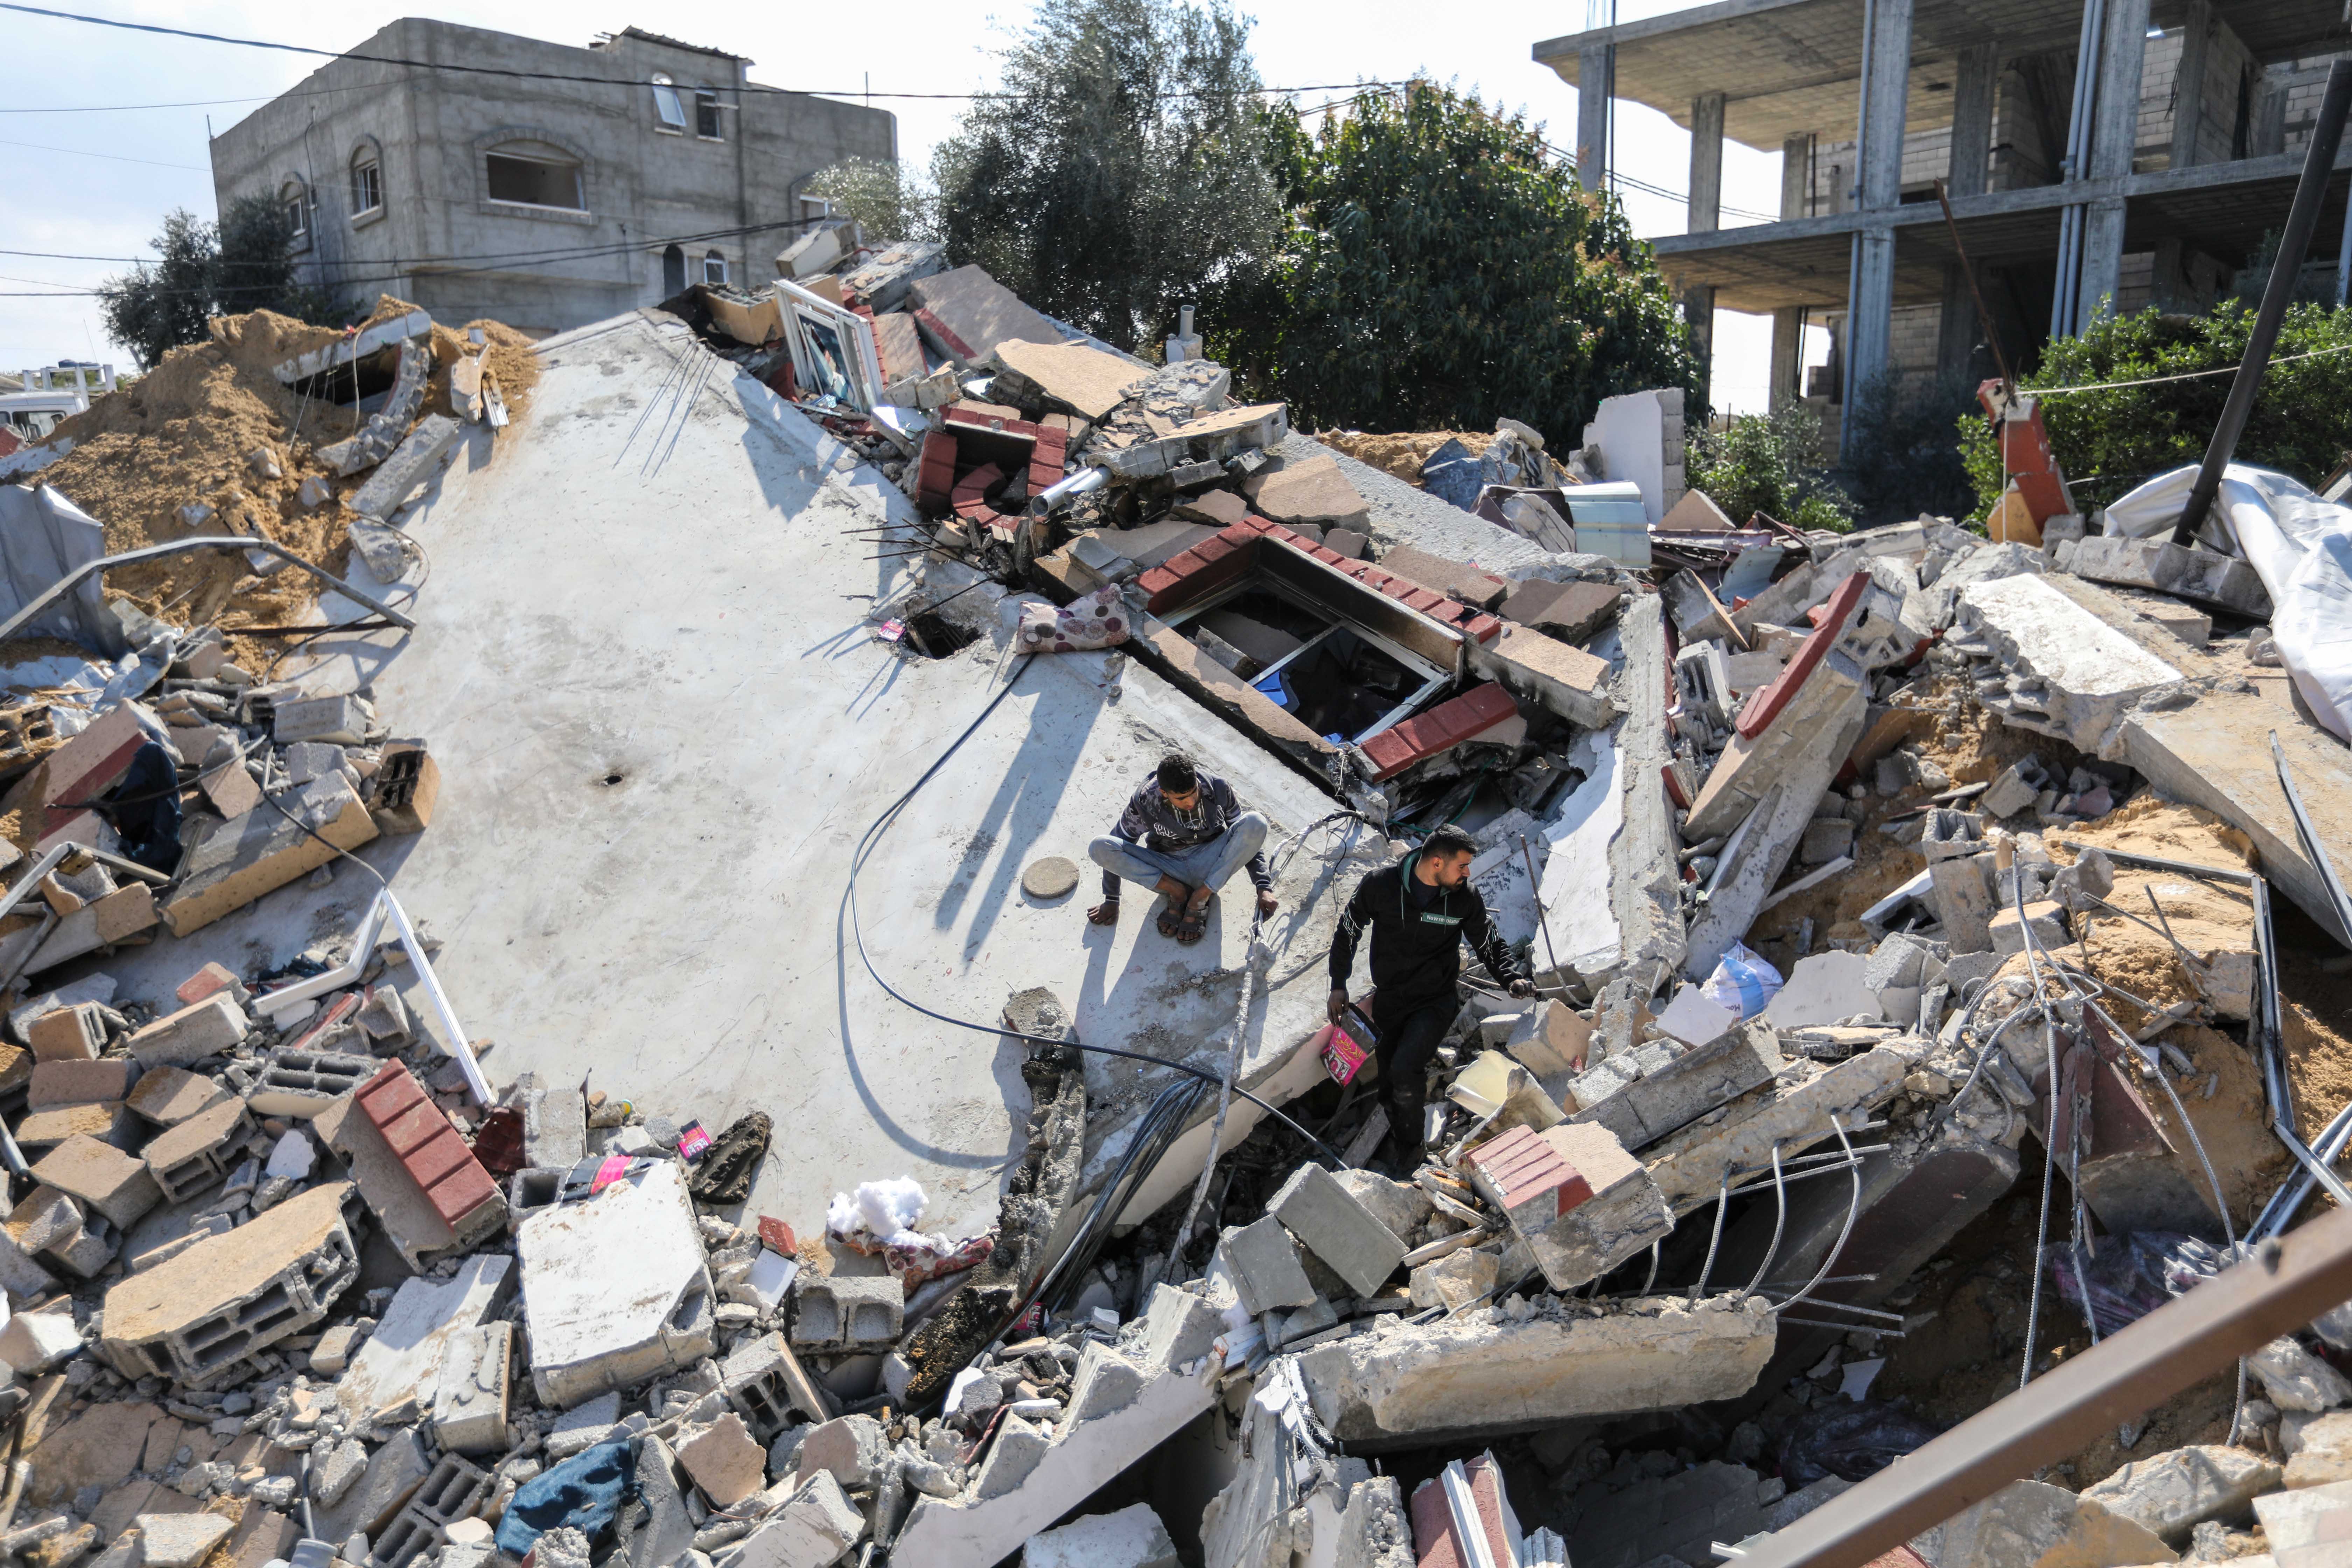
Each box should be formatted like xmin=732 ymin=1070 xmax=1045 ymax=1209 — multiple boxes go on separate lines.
xmin=1908 ymin=1478 xmax=2174 ymax=1567
xmin=1952 ymin=573 xmax=2187 ymax=759
xmin=514 ymin=1160 xmax=714 ymax=1408
xmin=160 ymin=773 xmax=380 ymax=937
xmin=2062 ymin=533 xmax=2270 ymax=617
xmin=335 ymin=1254 xmax=514 ymax=1419
xmin=1645 ymin=1042 xmax=1925 ymax=1214
xmin=1293 ymin=1293 xmax=1777 ymax=1447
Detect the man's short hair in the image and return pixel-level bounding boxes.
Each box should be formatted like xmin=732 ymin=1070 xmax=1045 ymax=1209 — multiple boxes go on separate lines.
xmin=1423 ymin=824 xmax=1478 ymax=860
xmin=1156 ymin=754 xmax=1199 ymax=794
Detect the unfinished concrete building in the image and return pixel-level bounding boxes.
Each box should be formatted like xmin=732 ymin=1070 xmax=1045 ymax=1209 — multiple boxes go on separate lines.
xmin=208 ymin=22 xmax=896 ymax=336
xmin=1536 ymin=0 xmax=2352 ymax=453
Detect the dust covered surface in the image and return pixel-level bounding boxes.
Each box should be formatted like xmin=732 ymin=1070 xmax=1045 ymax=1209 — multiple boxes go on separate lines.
xmin=426 ymin=319 xmax=541 ymax=422
xmin=1314 ymin=428 xmax=1495 ymax=484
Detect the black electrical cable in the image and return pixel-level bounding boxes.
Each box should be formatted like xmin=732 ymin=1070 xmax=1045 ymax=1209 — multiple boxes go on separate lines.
xmin=1035 ymin=1075 xmax=1208 ymax=1317
xmin=845 ymin=652 xmax=1344 ymax=1167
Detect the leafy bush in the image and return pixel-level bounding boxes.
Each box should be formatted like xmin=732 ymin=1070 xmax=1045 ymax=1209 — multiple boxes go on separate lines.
xmin=803 ymin=156 xmax=935 ymax=246
xmin=1233 ymin=82 xmax=1698 ymax=449
xmin=99 ymin=196 xmax=340 ymax=370
xmin=1687 ymin=402 xmax=1855 ymax=533
xmin=1838 ymin=371 xmax=1980 ymax=523
xmin=1957 ymin=300 xmax=2352 ymax=517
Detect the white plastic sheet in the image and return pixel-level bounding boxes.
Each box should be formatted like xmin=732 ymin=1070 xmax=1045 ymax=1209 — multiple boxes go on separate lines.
xmin=2104 ymin=463 xmax=2352 ymax=740
xmin=0 ymin=481 xmax=127 ymax=655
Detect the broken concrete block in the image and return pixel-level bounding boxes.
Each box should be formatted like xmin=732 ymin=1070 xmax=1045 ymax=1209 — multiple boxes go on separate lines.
xmin=1139 ymin=1283 xmax=1222 ymax=1372
xmin=2253 ymin=1336 xmax=2352 ymax=1413
xmin=517 ymin=1072 xmax=586 ymax=1169
xmin=16 ymin=1101 xmax=134 ymax=1152
xmin=1218 ymin=1216 xmax=1319 ymax=1316
xmin=0 ymin=1225 xmax=67 ymax=1301
xmin=1467 ymin=1121 xmax=1673 ymax=1291
xmin=1471 ymin=623 xmax=1618 ymax=730
xmin=161 ymin=773 xmax=379 ymax=937
xmin=1686 ymin=599 xmax=1871 ymax=842
xmin=1800 ymin=816 xmax=1856 ymax=864
xmin=1377 ymin=545 xmax=1507 ymax=612
xmin=98 ymin=1182 xmax=358 ymax=1387
xmin=2066 ymin=533 xmax=2270 ymax=616
xmin=721 ymin=1330 xmax=831 ymax=1435
xmin=515 ymin=1159 xmax=714 ymax=1408
xmin=318 ymin=1060 xmax=505 ymax=1269
xmin=2254 ymin=1476 xmax=2352 ymax=1562
xmin=0 ymin=1303 xmax=83 ymax=1371
xmin=1647 ymin=1045 xmax=1918 ymax=1214
xmin=432 ymin=1320 xmax=513 ymax=1454
xmin=1763 ymin=951 xmax=1882 ymax=1030
xmin=27 ymin=1058 xmax=133 ymax=1109
xmin=346 ymin=415 xmax=462 ymax=522
xmin=317 ymin=1428 xmax=432 ymax=1545
xmin=369 ymin=1450 xmax=491 ymax=1568
xmin=246 ymin=1048 xmax=374 ymax=1119
xmin=1025 ymin=1501 xmax=1179 ymax=1568
xmin=677 ymin=1412 xmax=764 ymax=1507
xmin=907 ymin=265 xmax=1065 ymax=369
xmin=796 ymin=1414 xmax=889 ymax=1491
xmin=1911 ymin=1478 xmax=2173 ymax=1568
xmin=26 ymin=1003 xmax=104 ymax=1063
xmin=973 ymin=1412 xmax=1052 ymax=1500
xmin=1988 ymin=899 xmax=2068 ymax=958
xmin=1652 ymin=985 xmax=1740 ymax=1048
xmin=1955 ymin=574 xmax=2185 ymax=758
xmin=31 ymin=1135 xmax=160 ymax=1228
xmin=790 ymin=1273 xmax=902 ymax=1352
xmin=339 ymin=1259 xmax=511 ymax=1419
xmin=1572 ymin=1021 xmax=1782 ymax=1151
xmin=1929 ymin=857 xmax=1996 ymax=954
xmin=142 ymin=1097 xmax=256 ymax=1203
xmin=732 ymin=1471 xmax=866 ymax=1568
xmin=1294 ymin=1292 xmax=1777 ymax=1445
xmin=133 ymin=1514 xmax=233 ymax=1568
xmin=123 ymin=1065 xmax=227 ymax=1127
xmin=1268 ymin=1163 xmax=1407 ymax=1299
xmin=272 ymin=693 xmax=372 ymax=748
xmin=123 ymin=995 xmax=247 ymax=1068
xmin=1409 ymin=1246 xmax=1498 ymax=1312
xmin=1066 ymin=1342 xmax=1148 ymax=1423
xmin=2079 ymin=1443 xmax=2281 ymax=1544
xmin=1244 ymin=452 xmax=1368 ymax=528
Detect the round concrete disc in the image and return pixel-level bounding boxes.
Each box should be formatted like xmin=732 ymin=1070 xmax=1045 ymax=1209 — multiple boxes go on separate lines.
xmin=1023 ymin=855 xmax=1080 ymax=899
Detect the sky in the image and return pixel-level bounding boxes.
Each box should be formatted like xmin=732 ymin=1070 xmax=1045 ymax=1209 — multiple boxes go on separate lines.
xmin=0 ymin=0 xmax=1812 ymax=413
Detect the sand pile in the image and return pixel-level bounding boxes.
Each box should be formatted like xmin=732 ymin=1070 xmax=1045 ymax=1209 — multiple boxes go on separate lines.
xmin=1315 ymin=428 xmax=1495 ymax=484
xmin=426 ymin=318 xmax=541 ymax=422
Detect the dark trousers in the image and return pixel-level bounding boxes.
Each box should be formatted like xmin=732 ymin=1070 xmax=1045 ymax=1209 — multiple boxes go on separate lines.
xmin=1373 ymin=993 xmax=1456 ymax=1156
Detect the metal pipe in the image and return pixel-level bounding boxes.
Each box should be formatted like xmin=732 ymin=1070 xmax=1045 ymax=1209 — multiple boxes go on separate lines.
xmin=2172 ymin=57 xmax=2352 ymax=545
xmin=1734 ymin=1203 xmax=2352 ymax=1568
xmin=0 ymin=536 xmax=415 ymax=649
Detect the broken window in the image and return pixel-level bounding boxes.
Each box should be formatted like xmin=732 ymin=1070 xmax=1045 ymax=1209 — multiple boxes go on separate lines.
xmin=280 ymin=181 xmax=309 ymax=248
xmin=662 ymin=244 xmax=686 ymax=297
xmin=775 ymin=278 xmax=884 ymax=410
xmin=349 ymin=148 xmax=382 ymax=217
xmin=485 ymin=145 xmax=586 ymax=210
xmin=696 ymin=91 xmax=723 ymax=139
xmin=1162 ymin=582 xmax=1450 ymax=745
xmin=651 ymin=74 xmax=687 ymax=131
xmin=702 ymin=250 xmax=728 ymax=285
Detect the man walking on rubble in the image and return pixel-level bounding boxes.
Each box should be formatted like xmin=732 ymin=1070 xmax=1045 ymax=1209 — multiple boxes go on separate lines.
xmin=1329 ymin=824 xmax=1533 ymax=1164
xmin=1087 ymin=754 xmax=1278 ymax=944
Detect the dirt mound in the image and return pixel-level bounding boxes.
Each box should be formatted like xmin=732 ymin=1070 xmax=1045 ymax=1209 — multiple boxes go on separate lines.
xmin=426 ymin=319 xmax=541 ymax=422
xmin=1316 ymin=429 xmax=1495 ymax=484
xmin=33 ymin=295 xmax=534 ymax=641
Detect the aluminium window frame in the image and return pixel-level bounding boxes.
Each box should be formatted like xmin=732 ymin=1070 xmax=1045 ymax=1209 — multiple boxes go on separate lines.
xmin=1157 ymin=576 xmax=1451 ymax=742
xmin=651 ymin=74 xmax=688 ymax=132
xmin=775 ymin=277 xmax=884 ymax=413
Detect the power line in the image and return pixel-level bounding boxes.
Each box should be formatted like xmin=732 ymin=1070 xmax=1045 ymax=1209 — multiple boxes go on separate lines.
xmin=0 ymin=6 xmax=1410 ymax=104
xmin=0 ymin=134 xmax=208 ymax=170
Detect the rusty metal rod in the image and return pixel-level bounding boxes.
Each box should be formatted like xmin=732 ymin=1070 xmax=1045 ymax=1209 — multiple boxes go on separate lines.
xmin=1732 ymin=1201 xmax=2352 ymax=1568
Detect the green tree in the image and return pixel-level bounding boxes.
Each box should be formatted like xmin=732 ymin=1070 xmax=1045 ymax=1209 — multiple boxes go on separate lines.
xmin=98 ymin=196 xmax=341 ymax=370
xmin=1956 ymin=301 xmax=2352 ymax=518
xmin=804 ymin=156 xmax=935 ymax=246
xmin=1687 ymin=401 xmax=1855 ymax=533
xmin=1236 ymin=82 xmax=1698 ymax=448
xmin=932 ymin=0 xmax=1279 ymax=350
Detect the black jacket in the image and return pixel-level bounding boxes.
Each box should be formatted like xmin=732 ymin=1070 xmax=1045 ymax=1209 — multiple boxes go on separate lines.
xmin=1329 ymin=852 xmax=1524 ymax=1013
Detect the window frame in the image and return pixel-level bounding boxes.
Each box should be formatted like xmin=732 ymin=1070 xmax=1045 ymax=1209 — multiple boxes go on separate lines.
xmin=280 ymin=177 xmax=312 ymax=252
xmin=701 ymin=250 xmax=728 ymax=285
xmin=471 ymin=127 xmax=596 ymax=225
xmin=651 ymin=74 xmax=687 ymax=133
xmin=695 ymin=90 xmax=723 ymax=141
xmin=484 ymin=149 xmax=586 ymax=212
xmin=348 ymin=141 xmax=385 ymax=227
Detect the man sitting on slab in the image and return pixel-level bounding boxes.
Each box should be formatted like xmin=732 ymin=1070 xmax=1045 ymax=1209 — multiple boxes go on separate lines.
xmin=1087 ymin=753 xmax=1277 ymax=945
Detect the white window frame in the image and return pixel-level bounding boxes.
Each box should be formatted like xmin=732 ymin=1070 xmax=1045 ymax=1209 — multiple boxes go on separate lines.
xmin=281 ymin=182 xmax=311 ymax=251
xmin=776 ymin=278 xmax=884 ymax=412
xmin=350 ymin=149 xmax=384 ymax=223
xmin=651 ymin=74 xmax=687 ymax=132
xmin=702 ymin=251 xmax=728 ymax=285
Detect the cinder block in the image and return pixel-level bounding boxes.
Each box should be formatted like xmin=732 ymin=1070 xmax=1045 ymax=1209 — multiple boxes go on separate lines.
xmin=98 ymin=1181 xmax=358 ymax=1386
xmin=175 ymin=962 xmax=248 ymax=1008
xmin=1217 ymin=1215 xmax=1318 ymax=1316
xmin=721 ymin=1331 xmax=830 ymax=1436
xmin=790 ymin=1274 xmax=902 ymax=1352
xmin=26 ymin=1002 xmax=104 ymax=1062
xmin=144 ymin=1097 xmax=258 ymax=1203
xmin=369 ymin=1449 xmax=491 ymax=1568
xmin=732 ymin=1471 xmax=866 ymax=1567
xmin=28 ymin=1058 xmax=135 ymax=1109
xmin=160 ymin=773 xmax=379 ymax=938
xmin=1267 ymin=1163 xmax=1407 ymax=1300
xmin=432 ymin=1321 xmax=513 ymax=1454
xmin=31 ymin=1134 xmax=160 ymax=1228
xmin=247 ymin=1048 xmax=376 ymax=1119
xmin=516 ymin=1072 xmax=585 ymax=1169
xmin=16 ymin=1101 xmax=135 ymax=1151
xmin=273 ymin=693 xmax=372 ymax=747
xmin=124 ymin=995 xmax=247 ymax=1068
xmin=126 ymin=1064 xmax=229 ymax=1125
xmin=1571 ymin=1020 xmax=1784 ymax=1150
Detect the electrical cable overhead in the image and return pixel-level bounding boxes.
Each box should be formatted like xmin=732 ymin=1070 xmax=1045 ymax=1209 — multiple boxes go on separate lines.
xmin=0 ymin=6 xmax=1411 ymax=104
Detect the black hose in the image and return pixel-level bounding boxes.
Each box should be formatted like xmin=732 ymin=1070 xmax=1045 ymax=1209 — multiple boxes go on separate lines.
xmin=842 ymin=652 xmax=1343 ymax=1165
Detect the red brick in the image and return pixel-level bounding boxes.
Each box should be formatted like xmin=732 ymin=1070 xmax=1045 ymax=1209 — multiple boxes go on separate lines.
xmin=428 ymin=1162 xmax=500 ymax=1228
xmin=378 ymin=1100 xmax=447 ymax=1158
xmin=1139 ymin=566 xmax=1182 ymax=602
xmin=403 ymin=1129 xmax=474 ymax=1191
xmin=176 ymin=963 xmax=241 ymax=1007
xmin=1400 ymin=587 xmax=1446 ymax=614
xmin=1237 ymin=514 xmax=1279 ymax=534
xmin=1262 ymin=524 xmax=1304 ymax=547
xmin=1310 ymin=546 xmax=1346 ymax=565
xmin=1464 ymin=614 xmax=1504 ymax=644
xmin=951 ymin=462 xmax=1005 ymax=504
xmin=1032 ymin=427 xmax=1069 ymax=454
xmin=913 ymin=306 xmax=976 ymax=362
xmin=1357 ymin=684 xmax=1521 ymax=782
xmin=1356 ymin=568 xmax=1392 ymax=590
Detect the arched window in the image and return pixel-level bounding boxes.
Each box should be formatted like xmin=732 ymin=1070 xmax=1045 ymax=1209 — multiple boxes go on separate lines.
xmin=484 ymin=140 xmax=584 ymax=210
xmin=702 ymin=250 xmax=728 ymax=285
xmin=349 ymin=146 xmax=382 ymax=217
xmin=662 ymin=245 xmax=686 ymax=296
xmin=280 ymin=180 xmax=310 ymax=247
xmin=651 ymin=74 xmax=686 ymax=131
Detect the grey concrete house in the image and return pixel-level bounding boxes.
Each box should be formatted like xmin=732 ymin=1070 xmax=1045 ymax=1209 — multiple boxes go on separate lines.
xmin=1536 ymin=0 xmax=2350 ymax=454
xmin=210 ymin=22 xmax=896 ymax=336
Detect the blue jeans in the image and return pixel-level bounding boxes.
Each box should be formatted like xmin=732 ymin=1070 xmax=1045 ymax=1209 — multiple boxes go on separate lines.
xmin=1088 ymin=813 xmax=1268 ymax=896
